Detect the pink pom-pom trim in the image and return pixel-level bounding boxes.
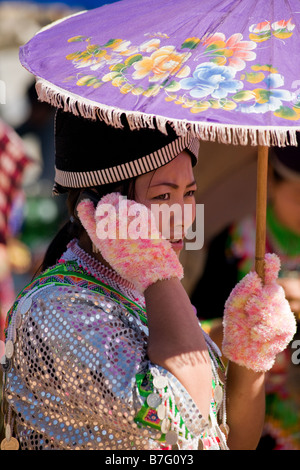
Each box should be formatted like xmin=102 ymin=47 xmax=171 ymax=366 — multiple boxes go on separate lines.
xmin=76 ymin=194 xmax=184 ymax=293
xmin=222 ymin=253 xmax=297 ymax=372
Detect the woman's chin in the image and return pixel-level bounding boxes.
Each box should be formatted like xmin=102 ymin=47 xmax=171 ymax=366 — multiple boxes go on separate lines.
xmin=169 ymin=239 xmax=184 ymax=254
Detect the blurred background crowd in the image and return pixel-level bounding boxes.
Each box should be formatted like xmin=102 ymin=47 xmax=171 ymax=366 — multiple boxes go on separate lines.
xmin=0 ymin=0 xmax=299 ymax=450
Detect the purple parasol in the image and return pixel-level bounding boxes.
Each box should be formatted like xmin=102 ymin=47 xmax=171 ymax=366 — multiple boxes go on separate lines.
xmin=20 ymin=0 xmax=300 ymax=145
xmin=19 ymin=0 xmax=300 ymax=278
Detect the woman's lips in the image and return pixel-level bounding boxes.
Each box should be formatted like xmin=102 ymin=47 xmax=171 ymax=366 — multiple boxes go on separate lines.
xmin=169 ymin=239 xmax=184 ymax=250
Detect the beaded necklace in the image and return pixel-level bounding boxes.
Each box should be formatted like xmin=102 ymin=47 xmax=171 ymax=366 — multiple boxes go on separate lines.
xmin=61 ymin=239 xmax=145 ymax=307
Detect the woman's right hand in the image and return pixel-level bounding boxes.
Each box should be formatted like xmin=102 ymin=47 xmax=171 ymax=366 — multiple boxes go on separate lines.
xmin=222 ymin=253 xmax=297 ymax=372
xmin=76 ymin=192 xmax=184 ymax=293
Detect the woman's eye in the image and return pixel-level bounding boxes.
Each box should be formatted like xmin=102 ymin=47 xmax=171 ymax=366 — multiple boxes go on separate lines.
xmin=185 ymin=190 xmax=196 ymax=197
xmin=154 ymin=193 xmax=169 ymax=200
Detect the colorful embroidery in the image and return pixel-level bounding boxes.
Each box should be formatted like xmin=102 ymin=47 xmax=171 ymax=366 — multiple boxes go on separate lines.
xmin=5 ymin=261 xmax=147 ymax=336
xmin=135 ymin=405 xmax=161 ymax=430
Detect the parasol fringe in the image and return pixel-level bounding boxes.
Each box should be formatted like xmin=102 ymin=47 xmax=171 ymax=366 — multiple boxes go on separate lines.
xmin=35 ymin=78 xmax=299 ymax=148
xmin=249 ymin=129 xmax=257 ymax=146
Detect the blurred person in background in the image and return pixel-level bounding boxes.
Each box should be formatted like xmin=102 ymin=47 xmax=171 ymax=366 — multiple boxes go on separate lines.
xmin=0 ymin=119 xmax=32 ymax=340
xmin=14 ymin=82 xmax=67 ymax=280
xmin=191 ymin=137 xmax=300 ymax=450
xmin=0 ymin=118 xmax=32 ymax=442
xmin=16 ymin=82 xmax=56 ymax=183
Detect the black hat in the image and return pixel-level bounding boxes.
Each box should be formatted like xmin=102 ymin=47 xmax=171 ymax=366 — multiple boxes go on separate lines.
xmin=54 ymin=110 xmax=199 ymax=194
xmin=271 ymin=132 xmax=300 ymax=181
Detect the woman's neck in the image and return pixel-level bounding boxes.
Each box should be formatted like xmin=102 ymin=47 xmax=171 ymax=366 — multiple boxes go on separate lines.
xmin=68 ymin=236 xmax=144 ymax=305
xmin=78 ymin=231 xmax=113 ymax=271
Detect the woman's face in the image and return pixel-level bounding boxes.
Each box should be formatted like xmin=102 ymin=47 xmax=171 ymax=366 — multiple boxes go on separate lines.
xmin=134 ymin=151 xmax=197 ymax=254
xmin=271 ymin=178 xmax=300 ymax=235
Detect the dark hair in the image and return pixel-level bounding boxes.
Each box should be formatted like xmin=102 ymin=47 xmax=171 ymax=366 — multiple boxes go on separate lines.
xmin=271 ymin=167 xmax=285 ymax=184
xmin=38 ymin=178 xmax=136 ymax=274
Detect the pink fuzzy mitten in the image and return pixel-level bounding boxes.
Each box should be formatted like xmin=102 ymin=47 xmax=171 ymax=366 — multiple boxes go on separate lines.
xmin=222 ymin=253 xmax=297 ymax=372
xmin=76 ymin=192 xmax=183 ymax=294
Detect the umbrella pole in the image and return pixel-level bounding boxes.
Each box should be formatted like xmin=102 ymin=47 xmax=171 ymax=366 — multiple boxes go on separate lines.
xmin=255 ymin=145 xmax=269 ymax=282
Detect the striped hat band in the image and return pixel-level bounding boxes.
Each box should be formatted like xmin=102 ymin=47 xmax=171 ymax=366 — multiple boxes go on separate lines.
xmin=54 ymin=110 xmax=199 ymax=193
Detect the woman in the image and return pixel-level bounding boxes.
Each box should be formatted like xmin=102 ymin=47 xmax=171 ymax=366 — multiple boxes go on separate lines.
xmin=1 ymin=110 xmax=296 ymax=450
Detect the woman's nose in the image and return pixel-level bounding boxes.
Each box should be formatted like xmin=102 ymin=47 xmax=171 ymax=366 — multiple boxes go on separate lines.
xmin=170 ymin=200 xmax=193 ymax=238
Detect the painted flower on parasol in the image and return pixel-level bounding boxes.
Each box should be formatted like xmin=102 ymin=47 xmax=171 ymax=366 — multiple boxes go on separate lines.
xmin=179 ymin=62 xmax=243 ymax=99
xmin=201 ymin=32 xmax=257 ymax=70
xmin=249 ymin=18 xmax=295 ymax=42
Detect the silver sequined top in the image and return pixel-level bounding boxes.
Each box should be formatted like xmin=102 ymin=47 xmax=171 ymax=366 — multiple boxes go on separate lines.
xmin=3 ymin=244 xmax=228 ymax=450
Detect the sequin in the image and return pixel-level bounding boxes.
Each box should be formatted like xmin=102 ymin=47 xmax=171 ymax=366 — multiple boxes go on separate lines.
xmin=157 ymin=403 xmax=166 ymax=420
xmin=20 ymin=297 xmax=32 ymax=315
xmin=214 ymin=384 xmax=223 ymax=404
xmin=5 ymin=340 xmax=14 ymax=359
xmin=15 ymin=311 xmax=22 ymax=329
xmin=165 ymin=430 xmax=178 ymax=445
xmin=0 ymin=437 xmax=20 ymax=450
xmin=153 ymin=375 xmax=168 ymax=390
xmin=161 ymin=418 xmax=171 ymax=433
xmin=146 ymin=393 xmax=161 ymax=409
